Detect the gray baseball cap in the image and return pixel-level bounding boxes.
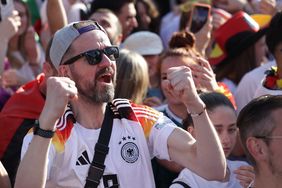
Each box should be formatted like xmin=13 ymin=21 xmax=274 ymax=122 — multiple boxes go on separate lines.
xmin=50 ymin=20 xmax=106 ymax=70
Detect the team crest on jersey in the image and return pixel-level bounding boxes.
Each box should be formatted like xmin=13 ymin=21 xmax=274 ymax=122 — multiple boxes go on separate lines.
xmin=121 ymin=142 xmax=139 ymax=163
xmin=119 ymin=136 xmax=139 ymax=163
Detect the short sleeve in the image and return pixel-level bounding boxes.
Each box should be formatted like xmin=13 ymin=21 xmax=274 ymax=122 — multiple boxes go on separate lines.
xmin=148 ymin=114 xmax=176 ymax=160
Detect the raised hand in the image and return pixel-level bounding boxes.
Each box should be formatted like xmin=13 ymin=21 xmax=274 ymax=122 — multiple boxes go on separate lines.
xmin=39 ymin=77 xmax=78 ymax=131
xmin=24 ymin=26 xmax=40 ymax=66
xmin=1 ymin=69 xmax=24 ymax=87
xmin=259 ymin=0 xmax=276 ymax=15
xmin=0 ymin=11 xmax=21 ymax=74
xmin=189 ymin=57 xmax=219 ymax=91
xmin=213 ymin=0 xmax=248 ymax=13
xmin=212 ymin=8 xmax=231 ymax=30
xmin=233 ymin=165 xmax=255 ymax=188
xmin=0 ymin=11 xmax=21 ymax=40
xmin=162 ymin=66 xmax=204 ymax=111
xmin=192 ymin=17 xmax=212 ymax=57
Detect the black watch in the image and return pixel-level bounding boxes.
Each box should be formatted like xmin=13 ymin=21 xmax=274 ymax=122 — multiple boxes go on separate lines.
xmin=33 ymin=120 xmax=55 ymax=138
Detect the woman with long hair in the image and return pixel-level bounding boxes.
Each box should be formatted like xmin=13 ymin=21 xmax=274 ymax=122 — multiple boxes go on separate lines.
xmin=115 ymin=49 xmax=150 ymax=104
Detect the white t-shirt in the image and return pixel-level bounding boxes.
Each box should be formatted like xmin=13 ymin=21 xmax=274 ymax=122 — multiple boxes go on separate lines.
xmin=252 ymin=64 xmax=282 ymax=98
xmin=170 ymin=160 xmax=248 ymax=188
xmin=254 ymin=83 xmax=282 ymax=98
xmin=235 ymin=60 xmax=276 ymax=112
xmin=21 ymin=99 xmax=176 ymax=188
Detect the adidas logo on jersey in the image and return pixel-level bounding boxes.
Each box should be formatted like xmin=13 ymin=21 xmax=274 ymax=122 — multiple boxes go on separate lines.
xmin=76 ymin=150 xmax=90 ymax=165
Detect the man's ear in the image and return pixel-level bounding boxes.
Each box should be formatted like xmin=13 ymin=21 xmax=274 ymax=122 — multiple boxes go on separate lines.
xmin=58 ymin=65 xmax=70 ymax=77
xmin=246 ymin=137 xmax=269 ymax=162
xmin=43 ymin=62 xmax=58 ymax=77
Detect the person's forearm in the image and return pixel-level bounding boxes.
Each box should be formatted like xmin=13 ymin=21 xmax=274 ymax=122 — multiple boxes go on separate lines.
xmin=168 ymin=108 xmax=226 ymax=180
xmin=14 ymin=136 xmax=52 ymax=188
xmin=192 ymin=110 xmax=226 ymax=180
xmin=47 ymin=0 xmax=67 ymax=34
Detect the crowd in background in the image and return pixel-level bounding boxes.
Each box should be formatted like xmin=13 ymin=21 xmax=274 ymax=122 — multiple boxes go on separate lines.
xmin=0 ymin=0 xmax=282 ymax=188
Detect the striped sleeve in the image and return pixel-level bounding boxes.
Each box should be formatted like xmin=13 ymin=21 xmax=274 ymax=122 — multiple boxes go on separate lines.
xmin=132 ymin=103 xmax=176 ymax=159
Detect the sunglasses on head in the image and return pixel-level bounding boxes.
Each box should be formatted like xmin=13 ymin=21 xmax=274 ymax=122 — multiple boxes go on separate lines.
xmin=61 ymin=46 xmax=119 ymax=66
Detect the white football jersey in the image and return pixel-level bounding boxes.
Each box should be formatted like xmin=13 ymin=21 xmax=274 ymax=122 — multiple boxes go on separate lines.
xmin=21 ymin=99 xmax=176 ymax=188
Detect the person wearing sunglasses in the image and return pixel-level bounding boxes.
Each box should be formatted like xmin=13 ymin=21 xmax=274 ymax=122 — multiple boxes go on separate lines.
xmin=15 ymin=20 xmax=226 ymax=188
xmin=237 ymin=95 xmax=282 ymax=188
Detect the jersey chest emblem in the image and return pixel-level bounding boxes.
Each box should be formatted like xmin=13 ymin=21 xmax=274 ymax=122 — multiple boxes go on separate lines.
xmin=119 ymin=136 xmax=139 ymax=163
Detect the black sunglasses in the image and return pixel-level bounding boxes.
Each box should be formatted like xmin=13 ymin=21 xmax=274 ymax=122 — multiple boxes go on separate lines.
xmin=61 ymin=46 xmax=119 ymax=65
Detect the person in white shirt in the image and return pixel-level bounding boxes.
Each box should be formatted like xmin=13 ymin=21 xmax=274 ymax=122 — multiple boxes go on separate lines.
xmin=235 ymin=60 xmax=276 ymax=113
xmin=14 ymin=20 xmax=226 ymax=188
xmin=254 ymin=12 xmax=282 ymax=98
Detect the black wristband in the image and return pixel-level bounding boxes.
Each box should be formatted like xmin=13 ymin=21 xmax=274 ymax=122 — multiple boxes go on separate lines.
xmin=33 ymin=120 xmax=55 ymax=138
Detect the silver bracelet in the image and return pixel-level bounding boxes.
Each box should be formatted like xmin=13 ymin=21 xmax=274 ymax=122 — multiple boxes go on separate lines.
xmin=188 ymin=105 xmax=206 ymax=118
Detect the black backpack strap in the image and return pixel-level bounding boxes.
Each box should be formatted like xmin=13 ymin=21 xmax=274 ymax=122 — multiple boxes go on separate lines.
xmin=171 ymin=181 xmax=191 ymax=188
xmin=84 ymin=103 xmax=114 ymax=188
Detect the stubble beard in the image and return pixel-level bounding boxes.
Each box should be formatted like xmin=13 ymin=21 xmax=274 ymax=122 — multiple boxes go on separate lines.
xmin=78 ymin=79 xmax=115 ymax=104
xmin=70 ymin=67 xmax=115 ymax=104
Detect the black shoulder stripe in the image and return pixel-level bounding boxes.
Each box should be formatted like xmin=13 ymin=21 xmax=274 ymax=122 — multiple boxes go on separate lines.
xmin=111 ymin=99 xmax=137 ymax=121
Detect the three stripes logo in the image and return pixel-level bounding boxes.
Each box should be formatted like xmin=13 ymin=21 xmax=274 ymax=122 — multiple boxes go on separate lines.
xmin=76 ymin=150 xmax=90 ymax=165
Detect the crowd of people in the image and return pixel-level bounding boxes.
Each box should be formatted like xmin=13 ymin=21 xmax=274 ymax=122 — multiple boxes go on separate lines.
xmin=0 ymin=0 xmax=282 ymax=188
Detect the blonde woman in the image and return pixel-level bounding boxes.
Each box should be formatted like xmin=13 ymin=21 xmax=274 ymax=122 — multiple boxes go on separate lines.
xmin=115 ymin=49 xmax=149 ymax=104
